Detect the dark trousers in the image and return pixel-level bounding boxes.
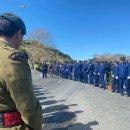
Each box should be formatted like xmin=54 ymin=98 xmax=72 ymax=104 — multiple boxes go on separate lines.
xmin=83 ymin=72 xmax=88 ymax=83
xmin=42 ymin=70 xmax=47 ymax=78
xmin=100 ymin=74 xmax=106 ymax=89
xmin=78 ymin=72 xmax=83 ymax=82
xmin=119 ymin=78 xmax=130 ymax=95
xmin=112 ymin=78 xmax=119 ymax=92
xmin=74 ymin=70 xmax=78 ymax=81
xmin=94 ymin=74 xmax=99 ymax=87
xmin=88 ymin=72 xmax=94 ymax=84
xmin=69 ymin=70 xmax=72 ymax=80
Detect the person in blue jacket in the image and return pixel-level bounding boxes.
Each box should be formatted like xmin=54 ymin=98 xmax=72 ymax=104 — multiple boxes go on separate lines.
xmin=111 ymin=60 xmax=119 ymax=93
xmin=77 ymin=60 xmax=83 ymax=82
xmin=82 ymin=60 xmax=88 ymax=83
xmin=73 ymin=61 xmax=78 ymax=81
xmin=94 ymin=61 xmax=100 ymax=87
xmin=68 ymin=62 xmax=73 ymax=80
xmin=116 ymin=57 xmax=130 ymax=96
xmin=87 ymin=59 xmax=94 ymax=84
xmin=98 ymin=61 xmax=107 ymax=89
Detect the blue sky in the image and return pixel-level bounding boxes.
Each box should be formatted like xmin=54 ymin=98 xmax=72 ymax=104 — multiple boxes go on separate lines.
xmin=0 ymin=0 xmax=130 ymax=60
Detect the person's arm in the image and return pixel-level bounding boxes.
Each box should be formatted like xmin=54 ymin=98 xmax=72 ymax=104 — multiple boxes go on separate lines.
xmin=3 ymin=52 xmax=42 ymax=130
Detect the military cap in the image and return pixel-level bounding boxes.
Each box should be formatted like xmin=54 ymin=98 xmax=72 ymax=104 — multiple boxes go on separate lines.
xmin=0 ymin=13 xmax=26 ymax=34
xmin=120 ymin=57 xmax=126 ymax=61
xmin=114 ymin=60 xmax=119 ymax=64
xmin=96 ymin=61 xmax=100 ymax=63
xmin=88 ymin=59 xmax=92 ymax=62
xmin=100 ymin=60 xmax=103 ymax=63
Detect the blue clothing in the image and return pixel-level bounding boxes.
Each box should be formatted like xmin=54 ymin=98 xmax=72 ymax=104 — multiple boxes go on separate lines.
xmin=73 ymin=63 xmax=78 ymax=81
xmin=77 ymin=63 xmax=83 ymax=82
xmin=116 ymin=62 xmax=130 ymax=95
xmin=82 ymin=63 xmax=88 ymax=83
xmin=68 ymin=64 xmax=73 ymax=79
xmin=94 ymin=64 xmax=100 ymax=86
xmin=99 ymin=63 xmax=106 ymax=89
xmin=112 ymin=65 xmax=119 ymax=92
xmin=88 ymin=63 xmax=94 ymax=84
xmin=116 ymin=63 xmax=130 ymax=78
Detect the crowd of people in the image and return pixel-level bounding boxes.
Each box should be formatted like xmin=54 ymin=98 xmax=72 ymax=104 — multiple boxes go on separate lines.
xmin=31 ymin=56 xmax=130 ymax=97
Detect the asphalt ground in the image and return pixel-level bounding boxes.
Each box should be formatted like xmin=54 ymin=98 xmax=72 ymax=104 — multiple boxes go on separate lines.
xmin=32 ymin=70 xmax=130 ymax=130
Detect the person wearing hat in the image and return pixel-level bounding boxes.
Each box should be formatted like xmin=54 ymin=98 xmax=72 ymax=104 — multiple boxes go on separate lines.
xmin=116 ymin=57 xmax=130 ymax=96
xmin=82 ymin=60 xmax=88 ymax=83
xmin=87 ymin=59 xmax=94 ymax=84
xmin=93 ymin=61 xmax=100 ymax=87
xmin=111 ymin=60 xmax=119 ymax=93
xmin=77 ymin=60 xmax=83 ymax=82
xmin=0 ymin=13 xmax=42 ymax=129
xmin=98 ymin=61 xmax=107 ymax=89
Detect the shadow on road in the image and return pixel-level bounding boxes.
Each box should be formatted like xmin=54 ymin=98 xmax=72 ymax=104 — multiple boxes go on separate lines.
xmin=51 ymin=121 xmax=99 ymax=130
xmin=35 ymin=92 xmax=51 ymax=96
xmin=33 ymin=85 xmax=99 ymax=130
xmin=43 ymin=104 xmax=69 ymax=114
xmin=43 ymin=111 xmax=77 ymax=124
xmin=41 ymin=100 xmax=59 ymax=105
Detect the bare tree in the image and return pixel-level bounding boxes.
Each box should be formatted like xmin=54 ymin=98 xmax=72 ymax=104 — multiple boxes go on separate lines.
xmin=93 ymin=53 xmax=126 ymax=61
xmin=27 ymin=28 xmax=56 ymax=61
xmin=27 ymin=28 xmax=56 ymax=48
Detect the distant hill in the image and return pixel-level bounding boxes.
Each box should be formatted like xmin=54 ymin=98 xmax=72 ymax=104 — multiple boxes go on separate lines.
xmin=20 ymin=40 xmax=73 ymax=63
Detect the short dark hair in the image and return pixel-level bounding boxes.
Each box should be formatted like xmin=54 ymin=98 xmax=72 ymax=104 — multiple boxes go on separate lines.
xmin=0 ymin=17 xmax=23 ymax=38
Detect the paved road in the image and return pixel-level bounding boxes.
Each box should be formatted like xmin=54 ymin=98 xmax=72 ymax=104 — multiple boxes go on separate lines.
xmin=32 ymin=70 xmax=130 ymax=130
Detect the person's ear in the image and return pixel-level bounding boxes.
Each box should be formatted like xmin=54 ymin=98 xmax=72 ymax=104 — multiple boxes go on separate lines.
xmin=17 ymin=29 xmax=23 ymax=38
xmin=14 ymin=29 xmax=22 ymax=39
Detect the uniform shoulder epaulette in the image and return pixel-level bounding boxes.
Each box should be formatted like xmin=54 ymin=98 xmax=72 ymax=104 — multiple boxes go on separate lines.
xmin=10 ymin=51 xmax=28 ymax=60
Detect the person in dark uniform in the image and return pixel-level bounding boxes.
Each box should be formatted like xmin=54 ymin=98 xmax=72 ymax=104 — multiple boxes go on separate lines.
xmin=77 ymin=60 xmax=83 ymax=82
xmin=94 ymin=61 xmax=100 ymax=87
xmin=99 ymin=61 xmax=107 ymax=89
xmin=111 ymin=60 xmax=119 ymax=93
xmin=0 ymin=13 xmax=42 ymax=130
xmin=88 ymin=59 xmax=94 ymax=84
xmin=105 ymin=61 xmax=111 ymax=86
xmin=41 ymin=62 xmax=48 ymax=78
xmin=68 ymin=62 xmax=73 ymax=80
xmin=73 ymin=61 xmax=78 ymax=81
xmin=116 ymin=57 xmax=130 ymax=96
xmin=82 ymin=60 xmax=88 ymax=83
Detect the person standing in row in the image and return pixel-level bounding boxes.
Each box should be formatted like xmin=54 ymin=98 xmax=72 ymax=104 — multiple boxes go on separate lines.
xmin=41 ymin=62 xmax=48 ymax=78
xmin=116 ymin=57 xmax=130 ymax=96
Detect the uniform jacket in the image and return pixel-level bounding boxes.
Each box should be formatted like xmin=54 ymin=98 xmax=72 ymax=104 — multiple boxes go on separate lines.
xmin=87 ymin=63 xmax=94 ymax=73
xmin=0 ymin=40 xmax=42 ymax=130
xmin=112 ymin=65 xmax=118 ymax=76
xmin=94 ymin=64 xmax=100 ymax=74
xmin=99 ymin=63 xmax=106 ymax=75
xmin=77 ymin=63 xmax=83 ymax=73
xmin=116 ymin=63 xmax=130 ymax=78
xmin=41 ymin=63 xmax=48 ymax=71
xmin=82 ymin=63 xmax=88 ymax=72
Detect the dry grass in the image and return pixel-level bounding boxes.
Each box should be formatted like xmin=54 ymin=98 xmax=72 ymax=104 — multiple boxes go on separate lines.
xmin=20 ymin=40 xmax=72 ymax=63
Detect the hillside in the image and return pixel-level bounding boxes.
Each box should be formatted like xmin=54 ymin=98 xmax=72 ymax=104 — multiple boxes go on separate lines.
xmin=20 ymin=40 xmax=73 ymax=63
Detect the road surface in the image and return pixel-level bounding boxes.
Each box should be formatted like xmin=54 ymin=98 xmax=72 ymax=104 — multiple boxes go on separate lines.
xmin=32 ymin=70 xmax=130 ymax=130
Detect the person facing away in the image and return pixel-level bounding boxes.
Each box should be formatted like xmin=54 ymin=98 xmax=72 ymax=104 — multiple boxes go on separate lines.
xmin=0 ymin=13 xmax=42 ymax=130
xmin=41 ymin=62 xmax=48 ymax=78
